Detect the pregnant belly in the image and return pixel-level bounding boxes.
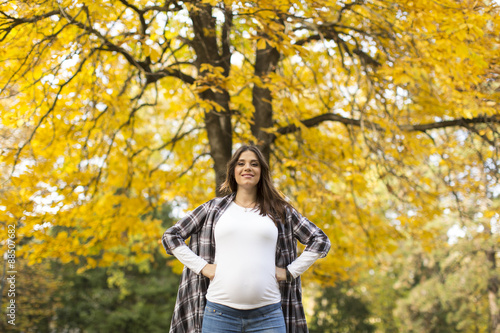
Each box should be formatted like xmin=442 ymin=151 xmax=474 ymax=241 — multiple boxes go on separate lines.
xmin=209 ymin=265 xmax=279 ymax=305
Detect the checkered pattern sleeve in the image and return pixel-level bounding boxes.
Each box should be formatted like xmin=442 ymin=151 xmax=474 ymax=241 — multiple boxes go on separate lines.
xmin=289 ymin=207 xmax=331 ymax=258
xmin=161 ymin=201 xmax=211 ymax=255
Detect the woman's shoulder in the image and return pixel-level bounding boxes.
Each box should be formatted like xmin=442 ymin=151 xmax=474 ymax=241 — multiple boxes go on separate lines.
xmin=283 ymin=203 xmax=299 ymax=217
xmin=202 ymin=193 xmax=235 ymax=209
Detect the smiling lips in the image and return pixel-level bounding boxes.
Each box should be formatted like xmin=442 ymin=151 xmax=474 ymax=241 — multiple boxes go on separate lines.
xmin=242 ymin=174 xmax=254 ymax=178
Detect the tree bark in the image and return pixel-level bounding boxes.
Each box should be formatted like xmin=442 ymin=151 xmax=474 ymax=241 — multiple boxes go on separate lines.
xmin=251 ymin=40 xmax=280 ymax=164
xmin=190 ymin=4 xmax=233 ymax=196
xmin=203 ymin=90 xmax=232 ymax=196
xmin=486 ymin=248 xmax=500 ymax=333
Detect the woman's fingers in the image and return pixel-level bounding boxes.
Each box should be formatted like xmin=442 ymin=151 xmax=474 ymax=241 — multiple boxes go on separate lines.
xmin=202 ymin=263 xmax=217 ymax=280
xmin=275 ymin=267 xmax=287 ymax=282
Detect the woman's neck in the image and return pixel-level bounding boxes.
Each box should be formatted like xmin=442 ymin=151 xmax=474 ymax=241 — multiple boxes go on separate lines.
xmin=235 ymin=189 xmax=257 ymax=205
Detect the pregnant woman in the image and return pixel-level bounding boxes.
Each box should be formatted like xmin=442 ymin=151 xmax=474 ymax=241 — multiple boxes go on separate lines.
xmin=162 ymin=145 xmax=330 ymax=333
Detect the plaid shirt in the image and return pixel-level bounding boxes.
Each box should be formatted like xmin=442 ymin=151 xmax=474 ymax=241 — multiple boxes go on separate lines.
xmin=161 ymin=193 xmax=330 ymax=333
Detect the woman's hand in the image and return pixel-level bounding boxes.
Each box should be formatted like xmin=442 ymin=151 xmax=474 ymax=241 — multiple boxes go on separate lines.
xmin=201 ymin=264 xmax=217 ymax=280
xmin=275 ymin=267 xmax=287 ymax=282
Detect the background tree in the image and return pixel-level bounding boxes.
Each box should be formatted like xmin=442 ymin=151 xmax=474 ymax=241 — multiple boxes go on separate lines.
xmin=0 ymin=258 xmax=61 ymax=332
xmin=308 ymin=281 xmax=375 ymax=333
xmin=0 ymin=203 xmax=179 ymax=331
xmin=0 ymin=3 xmax=498 ymax=329
xmin=53 ymin=249 xmax=179 ymax=332
xmin=360 ymin=198 xmax=499 ymax=333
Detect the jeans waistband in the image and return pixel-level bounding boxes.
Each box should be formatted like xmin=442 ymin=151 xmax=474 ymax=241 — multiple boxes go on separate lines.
xmin=205 ymin=301 xmax=282 ymax=319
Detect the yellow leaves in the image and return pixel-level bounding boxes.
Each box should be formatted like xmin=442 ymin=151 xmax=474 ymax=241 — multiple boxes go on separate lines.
xmin=392 ymin=71 xmax=413 ymax=86
xmin=200 ymin=0 xmax=219 ymax=5
xmin=199 ymin=63 xmax=225 ymax=76
xmin=142 ymin=45 xmax=161 ymax=62
xmin=0 ymin=0 xmax=497 ymax=295
xmin=282 ymin=159 xmax=298 ymax=168
xmin=0 ymin=111 xmax=24 ymax=128
xmin=376 ymin=1 xmax=498 ymax=125
xmin=2 ymin=161 xmax=165 ymax=267
xmin=196 ymin=63 xmax=228 ymax=95
xmin=183 ymin=2 xmax=196 ymax=12
xmin=196 ymin=98 xmax=225 ymax=113
xmin=202 ymin=27 xmax=216 ymax=38
xmin=257 ymin=39 xmax=268 ymax=50
xmin=169 ymin=260 xmax=185 ymax=275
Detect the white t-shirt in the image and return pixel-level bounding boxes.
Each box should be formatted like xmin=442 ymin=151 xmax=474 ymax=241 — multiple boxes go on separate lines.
xmin=171 ymin=201 xmax=321 ymax=309
xmin=206 ymin=202 xmax=281 ymax=309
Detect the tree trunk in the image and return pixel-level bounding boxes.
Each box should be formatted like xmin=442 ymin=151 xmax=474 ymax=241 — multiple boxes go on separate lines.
xmin=190 ymin=4 xmax=233 ymax=196
xmin=204 ymin=92 xmax=232 ymax=196
xmin=251 ymin=40 xmax=280 ymax=165
xmin=486 ymin=248 xmax=500 ymax=333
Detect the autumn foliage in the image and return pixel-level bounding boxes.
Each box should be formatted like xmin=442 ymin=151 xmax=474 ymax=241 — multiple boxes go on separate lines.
xmin=0 ymin=3 xmax=499 ymax=328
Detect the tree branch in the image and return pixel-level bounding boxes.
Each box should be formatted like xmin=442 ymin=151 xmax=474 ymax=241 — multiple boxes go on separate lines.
xmin=177 ymin=152 xmax=211 ymax=179
xmin=400 ymin=116 xmax=500 ymax=132
xmin=276 ymin=113 xmax=380 ymax=136
xmin=59 ymin=6 xmax=195 ymax=85
xmin=117 ymin=0 xmax=148 ymax=35
xmin=145 ymin=67 xmax=196 ymax=85
xmin=293 ymin=22 xmax=382 ymax=68
xmin=10 ymin=48 xmax=97 ymax=178
xmin=0 ymin=10 xmax=59 ymax=41
xmin=274 ymin=113 xmax=500 ymax=140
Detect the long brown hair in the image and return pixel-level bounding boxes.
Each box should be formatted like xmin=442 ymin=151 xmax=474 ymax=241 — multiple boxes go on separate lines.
xmin=219 ymin=145 xmax=293 ymax=224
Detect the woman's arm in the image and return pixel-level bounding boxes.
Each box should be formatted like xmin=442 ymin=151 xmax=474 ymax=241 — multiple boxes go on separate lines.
xmin=286 ymin=251 xmax=321 ymax=278
xmin=171 ymin=244 xmax=217 ymax=279
xmin=171 ymin=244 xmax=208 ymax=275
xmin=161 ymin=201 xmax=211 ymax=255
xmin=289 ymin=207 xmax=331 ymax=258
xmin=276 ymin=252 xmax=321 ymax=281
xmin=276 ymin=207 xmax=330 ymax=280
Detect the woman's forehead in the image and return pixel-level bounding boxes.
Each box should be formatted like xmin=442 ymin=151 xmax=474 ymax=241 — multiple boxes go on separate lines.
xmin=238 ymin=151 xmax=259 ymax=161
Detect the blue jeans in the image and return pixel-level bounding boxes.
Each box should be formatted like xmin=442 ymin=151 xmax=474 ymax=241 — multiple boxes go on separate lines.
xmin=201 ymin=301 xmax=286 ymax=333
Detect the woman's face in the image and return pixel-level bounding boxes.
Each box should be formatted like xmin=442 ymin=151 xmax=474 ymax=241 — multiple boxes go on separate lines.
xmin=234 ymin=150 xmax=261 ymax=190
